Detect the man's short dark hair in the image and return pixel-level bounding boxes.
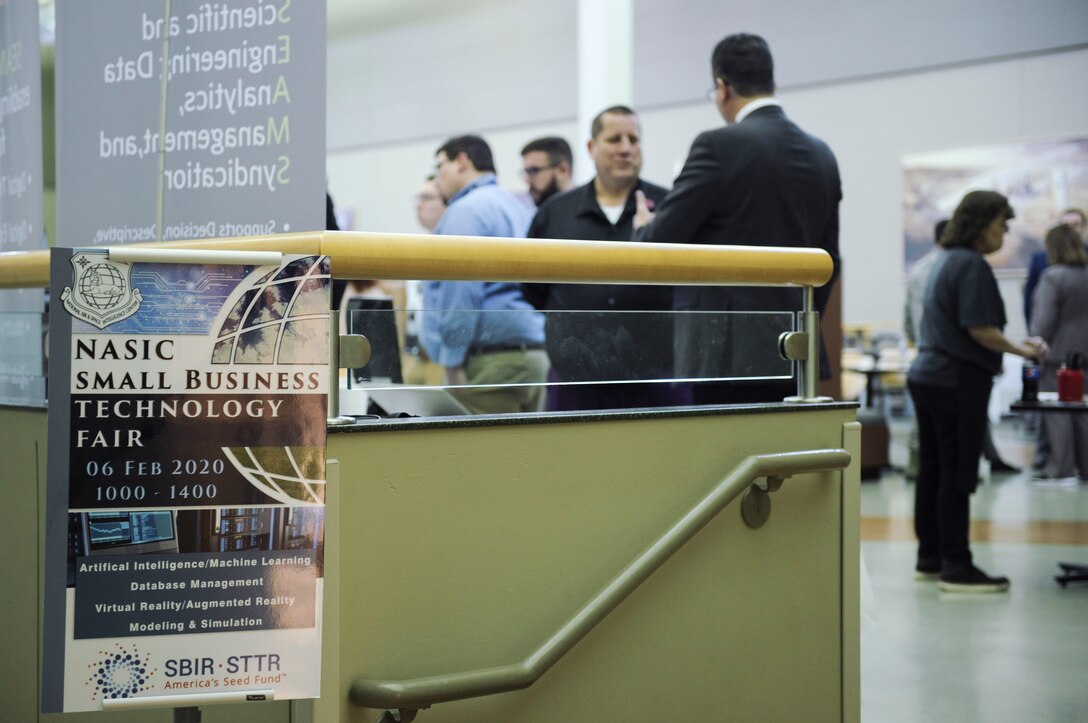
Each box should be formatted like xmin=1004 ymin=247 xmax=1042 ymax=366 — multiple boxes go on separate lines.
xmin=521 ymin=136 xmax=572 ymax=170
xmin=711 ymin=33 xmax=775 ymax=97
xmin=437 ymin=135 xmax=496 ymax=173
xmin=590 ymin=105 xmax=637 ymax=139
xmin=939 ymin=190 xmax=1014 ymax=249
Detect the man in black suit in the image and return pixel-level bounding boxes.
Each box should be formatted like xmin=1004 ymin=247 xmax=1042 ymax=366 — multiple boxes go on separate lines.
xmin=635 ymin=33 xmax=841 ymax=404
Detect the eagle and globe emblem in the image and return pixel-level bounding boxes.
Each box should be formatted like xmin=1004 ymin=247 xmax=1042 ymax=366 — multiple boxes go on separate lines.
xmin=78 ymin=263 xmax=127 ymax=309
xmin=61 ymin=252 xmax=142 ymax=328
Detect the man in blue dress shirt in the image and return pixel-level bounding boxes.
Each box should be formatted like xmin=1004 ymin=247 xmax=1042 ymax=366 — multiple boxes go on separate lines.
xmin=422 ymin=135 xmax=547 ymax=414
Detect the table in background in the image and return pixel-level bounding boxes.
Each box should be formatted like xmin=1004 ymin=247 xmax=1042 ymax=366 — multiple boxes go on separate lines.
xmin=1011 ymin=393 xmax=1088 ymax=587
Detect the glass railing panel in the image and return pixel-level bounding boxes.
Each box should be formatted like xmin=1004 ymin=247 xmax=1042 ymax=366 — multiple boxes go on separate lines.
xmin=341 ymin=307 xmax=795 ymax=417
xmin=0 ymin=311 xmax=48 ymax=407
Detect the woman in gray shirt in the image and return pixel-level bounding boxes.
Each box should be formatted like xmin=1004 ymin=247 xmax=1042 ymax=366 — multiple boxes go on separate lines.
xmin=907 ymin=191 xmax=1047 ymax=593
xmin=1029 ymin=224 xmax=1088 ymax=480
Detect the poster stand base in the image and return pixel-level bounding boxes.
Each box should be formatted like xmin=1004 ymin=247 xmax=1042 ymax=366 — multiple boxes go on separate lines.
xmin=99 ymin=689 xmax=275 ymax=711
xmin=175 ymin=706 xmax=201 ymax=723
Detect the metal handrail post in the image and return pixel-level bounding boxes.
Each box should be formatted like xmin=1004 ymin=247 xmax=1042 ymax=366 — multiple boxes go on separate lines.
xmin=803 ymin=285 xmax=820 ymax=400
xmin=328 ymin=310 xmax=355 ymax=425
xmin=786 ymin=285 xmax=827 ymax=403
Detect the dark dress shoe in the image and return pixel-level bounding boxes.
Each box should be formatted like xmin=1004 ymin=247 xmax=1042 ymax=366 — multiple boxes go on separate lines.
xmin=990 ymin=459 xmax=1021 ymax=474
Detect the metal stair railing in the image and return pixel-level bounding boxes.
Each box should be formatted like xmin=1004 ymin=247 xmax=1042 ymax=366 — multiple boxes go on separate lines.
xmin=350 ymin=448 xmax=851 ymax=713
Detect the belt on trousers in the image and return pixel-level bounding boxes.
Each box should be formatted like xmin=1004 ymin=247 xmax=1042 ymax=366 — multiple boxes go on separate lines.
xmin=469 ymin=343 xmax=544 ymax=355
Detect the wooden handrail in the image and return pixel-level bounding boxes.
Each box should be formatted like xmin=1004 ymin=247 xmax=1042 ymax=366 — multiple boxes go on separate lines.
xmin=0 ymin=230 xmax=834 ymax=289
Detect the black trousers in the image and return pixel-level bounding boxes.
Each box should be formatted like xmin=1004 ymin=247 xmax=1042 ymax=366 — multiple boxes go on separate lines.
xmin=908 ymin=367 xmax=993 ymax=568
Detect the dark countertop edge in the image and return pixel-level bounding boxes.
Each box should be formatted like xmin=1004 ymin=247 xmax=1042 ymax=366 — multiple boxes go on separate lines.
xmin=0 ymin=402 xmax=49 ymax=412
xmin=0 ymin=401 xmax=860 ymax=429
xmin=328 ymin=400 xmax=860 ymax=434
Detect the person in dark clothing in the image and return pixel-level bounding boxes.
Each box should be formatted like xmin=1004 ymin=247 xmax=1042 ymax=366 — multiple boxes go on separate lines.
xmin=633 ymin=34 xmax=841 ymax=404
xmin=905 ymin=219 xmax=1021 ymax=477
xmin=522 ymin=106 xmax=688 ymax=411
xmin=907 ymin=191 xmax=1047 ymax=593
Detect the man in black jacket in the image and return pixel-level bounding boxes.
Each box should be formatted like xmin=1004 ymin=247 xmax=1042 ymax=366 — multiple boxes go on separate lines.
xmin=635 ymin=33 xmax=842 ymax=404
xmin=522 ymin=105 xmax=687 ymax=411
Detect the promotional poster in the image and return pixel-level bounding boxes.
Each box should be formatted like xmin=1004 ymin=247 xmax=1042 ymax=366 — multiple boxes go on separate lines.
xmin=42 ymin=249 xmax=329 ymax=713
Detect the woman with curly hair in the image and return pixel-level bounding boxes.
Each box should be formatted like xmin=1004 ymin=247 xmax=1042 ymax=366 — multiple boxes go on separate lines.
xmin=907 ymin=190 xmax=1048 ymax=593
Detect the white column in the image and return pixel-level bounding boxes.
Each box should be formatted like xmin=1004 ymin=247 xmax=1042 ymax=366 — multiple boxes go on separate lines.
xmin=576 ymin=0 xmax=633 ymax=184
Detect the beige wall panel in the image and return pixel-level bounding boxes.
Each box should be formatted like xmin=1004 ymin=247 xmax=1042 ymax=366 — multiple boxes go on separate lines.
xmin=330 ymin=407 xmax=856 ymax=721
xmin=1 ymin=409 xmax=47 ymax=721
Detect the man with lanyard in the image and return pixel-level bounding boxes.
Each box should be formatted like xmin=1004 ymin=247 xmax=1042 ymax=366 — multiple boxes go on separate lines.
xmin=522 ymin=106 xmax=687 ymax=410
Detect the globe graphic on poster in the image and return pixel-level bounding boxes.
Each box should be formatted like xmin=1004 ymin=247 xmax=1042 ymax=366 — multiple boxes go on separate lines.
xmin=211 ymin=256 xmax=331 ymax=506
xmin=79 ymin=264 xmax=126 ymax=310
xmin=212 ymin=255 xmax=330 ymax=367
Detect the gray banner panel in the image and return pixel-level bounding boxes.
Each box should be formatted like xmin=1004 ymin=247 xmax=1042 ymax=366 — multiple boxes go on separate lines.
xmin=0 ymin=0 xmax=44 ymax=259
xmin=0 ymin=0 xmax=46 ymax=405
xmin=56 ymin=0 xmax=326 ymax=247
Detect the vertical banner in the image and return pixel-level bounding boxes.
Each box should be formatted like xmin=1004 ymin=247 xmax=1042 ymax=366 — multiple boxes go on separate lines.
xmin=0 ymin=0 xmax=46 ymax=404
xmin=42 ymin=249 xmax=330 ymax=713
xmin=55 ymin=0 xmax=326 ymax=244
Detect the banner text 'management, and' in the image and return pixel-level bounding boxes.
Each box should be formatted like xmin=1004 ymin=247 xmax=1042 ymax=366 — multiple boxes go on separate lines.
xmin=99 ymin=117 xmax=289 ymax=161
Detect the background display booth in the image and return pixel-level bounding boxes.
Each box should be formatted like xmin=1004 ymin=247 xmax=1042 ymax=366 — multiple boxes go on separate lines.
xmin=0 ymin=232 xmax=859 ymax=722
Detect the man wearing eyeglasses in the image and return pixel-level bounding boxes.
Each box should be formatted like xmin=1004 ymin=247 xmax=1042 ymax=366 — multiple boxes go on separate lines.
xmin=422 ymin=134 xmax=547 ymax=414
xmin=522 ymin=106 xmax=685 ymax=411
xmin=520 ymin=136 xmax=574 ymax=207
xmin=634 ymin=33 xmax=842 ymax=405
